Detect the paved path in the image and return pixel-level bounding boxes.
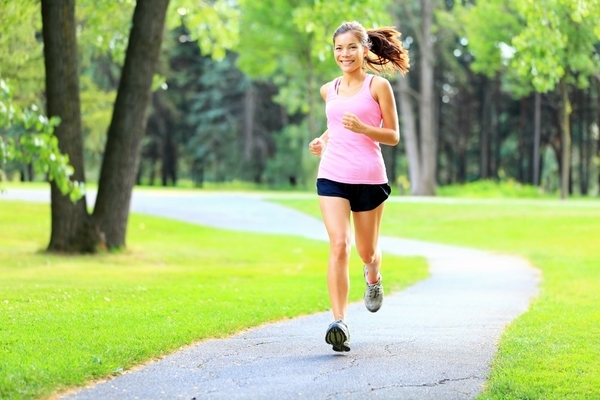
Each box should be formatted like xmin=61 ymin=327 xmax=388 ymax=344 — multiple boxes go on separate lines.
xmin=1 ymin=189 xmax=540 ymax=399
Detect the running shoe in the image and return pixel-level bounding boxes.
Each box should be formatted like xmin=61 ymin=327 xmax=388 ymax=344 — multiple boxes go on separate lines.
xmin=363 ymin=265 xmax=383 ymax=312
xmin=325 ymin=319 xmax=350 ymax=352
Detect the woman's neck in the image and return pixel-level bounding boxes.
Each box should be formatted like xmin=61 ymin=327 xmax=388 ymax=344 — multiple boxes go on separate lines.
xmin=340 ymin=70 xmax=366 ymax=88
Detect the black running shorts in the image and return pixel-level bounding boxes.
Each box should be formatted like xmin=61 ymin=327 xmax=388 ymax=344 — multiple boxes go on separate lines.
xmin=316 ymin=178 xmax=391 ymax=212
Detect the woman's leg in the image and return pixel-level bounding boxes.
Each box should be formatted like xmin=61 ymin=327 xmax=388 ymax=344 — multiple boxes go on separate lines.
xmin=353 ymin=201 xmax=386 ymax=283
xmin=318 ymin=195 xmax=352 ymax=321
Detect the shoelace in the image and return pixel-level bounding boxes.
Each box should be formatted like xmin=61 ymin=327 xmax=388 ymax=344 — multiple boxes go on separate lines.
xmin=367 ymin=283 xmax=381 ymax=298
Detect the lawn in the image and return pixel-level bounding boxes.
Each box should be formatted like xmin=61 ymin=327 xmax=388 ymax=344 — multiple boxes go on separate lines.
xmin=0 ymin=199 xmax=427 ymax=400
xmin=274 ymin=196 xmax=600 ymax=400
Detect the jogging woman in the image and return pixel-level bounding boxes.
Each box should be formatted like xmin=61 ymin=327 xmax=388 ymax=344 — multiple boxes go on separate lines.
xmin=308 ymin=21 xmax=409 ymax=352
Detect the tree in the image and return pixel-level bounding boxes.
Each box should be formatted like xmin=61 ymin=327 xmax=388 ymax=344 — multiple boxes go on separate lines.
xmin=92 ymin=0 xmax=171 ymax=248
xmin=23 ymin=0 xmax=243 ymax=252
xmin=41 ymin=0 xmax=170 ymax=251
xmin=395 ymin=0 xmax=439 ymax=196
xmin=459 ymin=0 xmax=600 ymax=199
xmin=41 ymin=0 xmax=94 ymax=251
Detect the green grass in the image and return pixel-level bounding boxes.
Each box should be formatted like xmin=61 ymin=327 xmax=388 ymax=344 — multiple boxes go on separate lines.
xmin=0 ymin=200 xmax=427 ymax=400
xmin=436 ymin=179 xmax=553 ymax=198
xmin=275 ymin=196 xmax=600 ymax=399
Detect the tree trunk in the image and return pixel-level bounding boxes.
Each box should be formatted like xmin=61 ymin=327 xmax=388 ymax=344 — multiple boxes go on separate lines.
xmin=559 ymin=79 xmax=572 ymax=200
xmin=243 ymin=83 xmax=256 ymax=161
xmin=533 ymin=91 xmax=542 ymax=186
xmin=491 ymin=93 xmax=499 ymax=179
xmin=382 ymin=145 xmax=398 ymax=186
xmin=42 ymin=0 xmax=99 ymax=253
xmin=147 ymin=92 xmax=177 ymax=187
xmin=396 ymin=75 xmax=421 ymax=194
xmin=388 ymin=145 xmax=398 ymax=185
xmin=162 ymin=136 xmax=177 ymax=186
xmin=577 ymin=88 xmax=590 ymax=196
xmin=456 ymin=91 xmax=467 ymax=183
xmin=480 ymin=78 xmax=491 ymax=180
xmin=93 ymin=0 xmax=170 ymax=248
xmin=517 ymin=98 xmax=526 ymax=182
xmin=597 ymin=80 xmax=600 ymax=197
xmin=417 ymin=0 xmax=437 ymax=195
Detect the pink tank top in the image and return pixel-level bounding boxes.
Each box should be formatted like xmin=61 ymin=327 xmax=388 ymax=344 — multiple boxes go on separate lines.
xmin=317 ymin=74 xmax=387 ymax=184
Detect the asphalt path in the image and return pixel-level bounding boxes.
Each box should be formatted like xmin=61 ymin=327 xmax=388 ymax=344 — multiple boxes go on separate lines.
xmin=1 ymin=189 xmax=540 ymax=400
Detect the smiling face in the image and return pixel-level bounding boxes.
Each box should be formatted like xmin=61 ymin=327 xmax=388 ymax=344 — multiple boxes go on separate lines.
xmin=333 ymin=32 xmax=368 ymax=73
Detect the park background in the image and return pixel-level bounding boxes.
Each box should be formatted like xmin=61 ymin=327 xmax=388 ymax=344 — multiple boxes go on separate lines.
xmin=3 ymin=0 xmax=600 ymax=200
xmin=1 ymin=0 xmax=600 ymax=399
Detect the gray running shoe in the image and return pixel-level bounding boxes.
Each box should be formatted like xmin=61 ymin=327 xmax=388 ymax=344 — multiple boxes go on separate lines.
xmin=325 ymin=320 xmax=350 ymax=352
xmin=364 ymin=265 xmax=383 ymax=312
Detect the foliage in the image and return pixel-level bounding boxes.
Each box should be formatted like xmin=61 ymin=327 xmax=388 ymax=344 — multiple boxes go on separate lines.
xmin=236 ymin=0 xmax=395 ymax=115
xmin=0 ymin=79 xmax=83 ymax=200
xmin=0 ymin=198 xmax=427 ymax=399
xmin=264 ymin=121 xmax=319 ymax=188
xmin=454 ymin=0 xmax=522 ymax=78
xmin=160 ymin=21 xmax=289 ymax=186
xmin=2 ymin=0 xmax=598 ymax=195
xmin=182 ymin=50 xmax=248 ymax=182
xmin=0 ymin=0 xmax=45 ymax=107
xmin=512 ymin=0 xmax=600 ymax=92
xmin=458 ymin=0 xmax=600 ymax=96
xmin=76 ymin=0 xmax=136 ymax=65
xmin=167 ymin=0 xmax=240 ymax=61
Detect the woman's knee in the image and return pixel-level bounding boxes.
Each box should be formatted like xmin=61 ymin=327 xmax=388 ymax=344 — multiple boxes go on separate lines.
xmin=329 ymin=237 xmax=352 ymax=260
xmin=357 ymin=247 xmax=380 ymax=265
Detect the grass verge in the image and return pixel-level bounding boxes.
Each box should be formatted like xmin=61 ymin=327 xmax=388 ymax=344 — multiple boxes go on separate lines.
xmin=0 ymin=200 xmax=427 ymax=400
xmin=436 ymin=179 xmax=552 ymax=198
xmin=274 ymin=196 xmax=600 ymax=399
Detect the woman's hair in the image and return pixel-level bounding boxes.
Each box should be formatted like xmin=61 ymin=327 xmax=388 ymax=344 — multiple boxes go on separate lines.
xmin=333 ymin=21 xmax=410 ymax=76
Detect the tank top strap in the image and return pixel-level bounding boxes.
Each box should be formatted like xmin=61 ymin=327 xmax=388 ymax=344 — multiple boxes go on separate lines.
xmin=362 ymin=74 xmax=374 ymax=91
xmin=330 ymin=77 xmax=341 ymax=95
xmin=329 ymin=75 xmax=373 ymax=97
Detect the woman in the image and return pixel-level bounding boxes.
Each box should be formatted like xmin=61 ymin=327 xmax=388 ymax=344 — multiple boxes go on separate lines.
xmin=308 ymin=21 xmax=409 ymax=352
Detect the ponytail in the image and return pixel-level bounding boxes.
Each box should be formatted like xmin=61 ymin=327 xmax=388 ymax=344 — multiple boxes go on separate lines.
xmin=333 ymin=21 xmax=410 ymax=76
xmin=366 ymin=27 xmax=410 ymax=75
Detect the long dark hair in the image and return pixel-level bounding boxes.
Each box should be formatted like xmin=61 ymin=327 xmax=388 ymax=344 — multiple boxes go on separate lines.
xmin=333 ymin=21 xmax=410 ymax=76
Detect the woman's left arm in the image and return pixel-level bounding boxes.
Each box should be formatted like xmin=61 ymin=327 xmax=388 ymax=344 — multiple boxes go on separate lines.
xmin=341 ymin=76 xmax=399 ymax=146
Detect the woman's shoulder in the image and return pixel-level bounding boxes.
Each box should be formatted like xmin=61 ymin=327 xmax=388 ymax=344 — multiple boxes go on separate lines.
xmin=369 ymin=75 xmax=393 ymax=101
xmin=320 ymin=78 xmax=339 ymax=100
xmin=369 ymin=74 xmax=391 ymax=89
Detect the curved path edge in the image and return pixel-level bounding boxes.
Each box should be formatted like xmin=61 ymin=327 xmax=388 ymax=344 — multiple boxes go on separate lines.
xmin=1 ymin=189 xmax=540 ymax=400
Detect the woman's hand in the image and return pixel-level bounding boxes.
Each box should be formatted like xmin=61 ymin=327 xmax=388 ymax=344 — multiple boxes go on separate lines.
xmin=342 ymin=112 xmax=366 ymax=134
xmin=308 ymin=137 xmax=326 ymax=157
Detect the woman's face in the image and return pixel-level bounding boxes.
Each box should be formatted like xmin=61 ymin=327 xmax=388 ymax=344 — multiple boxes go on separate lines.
xmin=333 ymin=32 xmax=368 ymax=73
